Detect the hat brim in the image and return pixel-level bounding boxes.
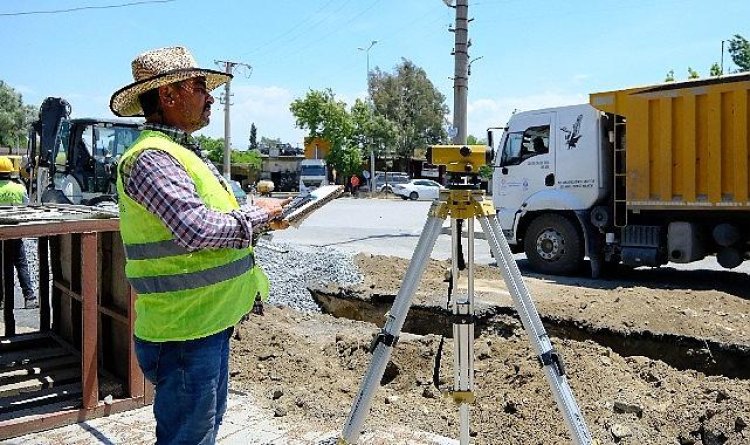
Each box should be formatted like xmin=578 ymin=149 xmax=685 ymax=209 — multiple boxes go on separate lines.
xmin=110 ymin=68 xmax=232 ymax=117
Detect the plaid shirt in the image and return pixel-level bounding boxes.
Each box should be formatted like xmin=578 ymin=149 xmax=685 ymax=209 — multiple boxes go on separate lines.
xmin=123 ymin=123 xmax=269 ymax=250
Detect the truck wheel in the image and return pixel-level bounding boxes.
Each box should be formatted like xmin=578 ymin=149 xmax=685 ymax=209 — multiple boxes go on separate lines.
xmin=524 ymin=214 xmax=583 ymax=275
xmin=409 ymin=192 xmax=419 ymax=200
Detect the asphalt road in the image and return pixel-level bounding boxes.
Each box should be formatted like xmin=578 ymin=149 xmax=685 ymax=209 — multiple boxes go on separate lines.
xmin=273 ymin=196 xmax=750 ymax=275
xmin=273 ymin=196 xmax=496 ymax=265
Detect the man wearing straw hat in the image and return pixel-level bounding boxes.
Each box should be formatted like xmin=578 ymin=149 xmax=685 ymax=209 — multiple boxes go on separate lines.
xmin=111 ymin=46 xmax=288 ymax=444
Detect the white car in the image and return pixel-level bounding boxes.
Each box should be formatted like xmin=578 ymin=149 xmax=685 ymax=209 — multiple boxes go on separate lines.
xmin=392 ymin=179 xmax=444 ymax=201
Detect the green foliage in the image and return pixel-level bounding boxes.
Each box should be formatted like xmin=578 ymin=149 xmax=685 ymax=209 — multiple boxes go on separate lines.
xmin=350 ymin=98 xmax=398 ymax=159
xmin=196 ymin=134 xmax=225 ymax=163
xmin=290 ymin=88 xmax=359 ymax=180
xmin=478 ymin=164 xmax=493 ymax=180
xmin=665 ymin=70 xmax=675 ymax=82
xmin=196 ymin=134 xmax=260 ymax=169
xmin=231 ymin=149 xmax=261 ymax=169
xmin=370 ymin=59 xmax=449 ymax=162
xmin=687 ymin=67 xmax=700 ymax=79
xmin=0 ymin=81 xmax=35 ymax=148
xmin=466 ymin=134 xmax=487 ymax=145
xmin=290 ymin=88 xmax=353 ymax=150
xmin=249 ymin=123 xmax=257 ymax=150
xmin=709 ymin=63 xmax=722 ymax=77
xmin=728 ymin=34 xmax=750 ymax=72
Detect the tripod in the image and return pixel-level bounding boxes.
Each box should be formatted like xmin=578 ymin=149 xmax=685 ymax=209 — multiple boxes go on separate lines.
xmin=338 ymin=189 xmax=593 ymax=445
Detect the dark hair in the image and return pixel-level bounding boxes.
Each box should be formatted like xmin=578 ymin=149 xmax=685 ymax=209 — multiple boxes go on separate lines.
xmin=138 ymin=88 xmax=161 ymax=117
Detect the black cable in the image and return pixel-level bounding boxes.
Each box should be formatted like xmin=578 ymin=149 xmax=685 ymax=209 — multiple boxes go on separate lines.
xmin=0 ymin=0 xmax=176 ymax=17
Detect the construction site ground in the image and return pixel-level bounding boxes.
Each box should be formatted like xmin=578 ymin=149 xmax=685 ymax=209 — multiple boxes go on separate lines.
xmin=5 ymin=197 xmax=750 ymax=444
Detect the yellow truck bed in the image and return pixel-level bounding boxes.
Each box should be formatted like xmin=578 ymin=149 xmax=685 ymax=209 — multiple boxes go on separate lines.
xmin=590 ymin=73 xmax=750 ymax=210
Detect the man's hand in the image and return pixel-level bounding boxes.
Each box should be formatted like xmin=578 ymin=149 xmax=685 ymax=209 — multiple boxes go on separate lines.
xmin=253 ymin=197 xmax=292 ymax=219
xmin=254 ymin=197 xmax=293 ymax=231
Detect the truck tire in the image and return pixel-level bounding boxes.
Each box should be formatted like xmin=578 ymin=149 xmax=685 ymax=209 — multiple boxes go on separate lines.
xmin=524 ymin=214 xmax=583 ymax=275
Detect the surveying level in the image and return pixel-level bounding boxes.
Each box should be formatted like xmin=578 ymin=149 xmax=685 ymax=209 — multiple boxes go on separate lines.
xmin=336 ymin=162 xmax=593 ymax=444
xmin=426 ymin=144 xmax=492 ymax=190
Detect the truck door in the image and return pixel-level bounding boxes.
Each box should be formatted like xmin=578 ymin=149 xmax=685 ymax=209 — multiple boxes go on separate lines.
xmin=492 ymin=112 xmax=554 ymax=237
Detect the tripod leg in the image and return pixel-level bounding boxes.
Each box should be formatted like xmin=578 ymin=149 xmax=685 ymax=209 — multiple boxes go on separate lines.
xmin=339 ymin=203 xmax=447 ymax=444
xmin=452 ymin=217 xmax=474 ymax=445
xmin=478 ymin=212 xmax=594 ymax=445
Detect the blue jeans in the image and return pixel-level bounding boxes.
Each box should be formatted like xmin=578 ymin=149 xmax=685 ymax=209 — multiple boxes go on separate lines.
xmin=134 ymin=327 xmax=233 ymax=445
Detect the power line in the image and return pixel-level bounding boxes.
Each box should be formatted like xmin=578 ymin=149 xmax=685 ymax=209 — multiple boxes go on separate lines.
xmin=0 ymin=0 xmax=176 ymax=17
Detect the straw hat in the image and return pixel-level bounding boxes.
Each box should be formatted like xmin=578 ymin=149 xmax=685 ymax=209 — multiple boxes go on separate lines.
xmin=110 ymin=46 xmax=232 ymax=117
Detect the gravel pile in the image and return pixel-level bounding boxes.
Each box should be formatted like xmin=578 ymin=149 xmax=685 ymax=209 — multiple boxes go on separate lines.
xmin=255 ymin=241 xmax=363 ymax=313
xmin=10 ymin=238 xmax=361 ymax=314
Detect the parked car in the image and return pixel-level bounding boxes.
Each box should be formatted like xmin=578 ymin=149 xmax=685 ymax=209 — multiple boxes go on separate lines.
xmin=373 ymin=172 xmax=410 ymax=193
xmin=392 ymin=179 xmax=444 ymax=201
xmin=229 ymin=180 xmax=248 ymax=205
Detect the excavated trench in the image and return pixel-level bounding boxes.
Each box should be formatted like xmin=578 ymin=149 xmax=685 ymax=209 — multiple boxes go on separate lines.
xmin=310 ymin=285 xmax=750 ymax=380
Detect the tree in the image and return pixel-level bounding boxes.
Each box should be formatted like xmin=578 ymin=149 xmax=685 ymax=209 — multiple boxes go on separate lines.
xmin=728 ymin=34 xmax=750 ymax=72
xmin=196 ymin=134 xmax=225 ymax=163
xmin=369 ymin=59 xmax=449 ymax=166
xmin=687 ymin=67 xmax=700 ymax=79
xmin=231 ymin=149 xmax=261 ymax=169
xmin=0 ymin=81 xmax=35 ymax=149
xmin=248 ymin=123 xmax=258 ymax=150
xmin=665 ymin=70 xmax=675 ymax=82
xmin=290 ymin=89 xmax=359 ymax=179
xmin=350 ymin=98 xmax=397 ymax=162
xmin=709 ymin=63 xmax=722 ymax=77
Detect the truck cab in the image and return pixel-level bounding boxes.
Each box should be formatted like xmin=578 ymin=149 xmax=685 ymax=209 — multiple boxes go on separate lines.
xmin=298 ymin=159 xmax=328 ymax=190
xmin=490 ymin=104 xmax=608 ymax=274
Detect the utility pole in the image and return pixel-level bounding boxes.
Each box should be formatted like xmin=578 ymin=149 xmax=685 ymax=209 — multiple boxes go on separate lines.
xmin=215 ymin=60 xmax=252 ymax=180
xmin=358 ymin=40 xmax=378 ymax=192
xmin=447 ymin=0 xmax=469 ymax=145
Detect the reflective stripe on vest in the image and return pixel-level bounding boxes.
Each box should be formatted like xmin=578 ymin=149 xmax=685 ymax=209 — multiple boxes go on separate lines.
xmin=124 ymin=239 xmax=192 ymax=260
xmin=128 ymin=252 xmax=255 ymax=294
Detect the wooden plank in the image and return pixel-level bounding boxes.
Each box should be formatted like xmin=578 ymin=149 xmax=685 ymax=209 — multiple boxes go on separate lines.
xmin=80 ymin=232 xmax=99 ymax=410
xmin=0 ymin=356 xmax=79 ymax=383
xmin=0 ymin=367 xmax=81 ymax=398
xmin=0 ymin=382 xmax=81 ymax=414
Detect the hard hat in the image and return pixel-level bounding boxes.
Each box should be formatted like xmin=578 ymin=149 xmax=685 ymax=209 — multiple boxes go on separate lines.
xmin=0 ymin=157 xmax=14 ymax=174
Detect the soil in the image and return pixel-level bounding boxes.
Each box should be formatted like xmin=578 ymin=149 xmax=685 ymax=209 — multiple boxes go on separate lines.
xmin=229 ymin=254 xmax=750 ymax=444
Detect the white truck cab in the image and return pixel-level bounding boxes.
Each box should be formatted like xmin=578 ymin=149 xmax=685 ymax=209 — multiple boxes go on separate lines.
xmin=299 ymin=158 xmax=328 ymax=190
xmin=490 ymin=104 xmax=608 ymax=274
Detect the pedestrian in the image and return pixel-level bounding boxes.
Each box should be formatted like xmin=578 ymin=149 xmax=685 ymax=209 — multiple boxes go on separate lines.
xmin=110 ymin=46 xmax=290 ymax=445
xmin=0 ymin=156 xmax=37 ymax=309
xmin=350 ymin=174 xmax=360 ymax=197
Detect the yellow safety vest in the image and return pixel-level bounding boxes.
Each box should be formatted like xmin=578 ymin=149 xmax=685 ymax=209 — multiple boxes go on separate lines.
xmin=115 ymin=130 xmax=268 ymax=342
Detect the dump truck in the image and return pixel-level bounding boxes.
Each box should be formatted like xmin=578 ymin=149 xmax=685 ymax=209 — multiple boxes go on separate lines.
xmin=27 ymin=97 xmax=141 ymax=205
xmin=490 ymin=73 xmax=750 ymax=277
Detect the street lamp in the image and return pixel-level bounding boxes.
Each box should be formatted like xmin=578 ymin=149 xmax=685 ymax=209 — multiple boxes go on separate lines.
xmin=358 ymin=40 xmax=378 ymax=193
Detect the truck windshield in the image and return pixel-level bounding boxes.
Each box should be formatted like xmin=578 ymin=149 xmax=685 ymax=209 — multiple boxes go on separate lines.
xmin=300 ymin=166 xmax=326 ymax=176
xmin=95 ymin=125 xmax=141 ymax=158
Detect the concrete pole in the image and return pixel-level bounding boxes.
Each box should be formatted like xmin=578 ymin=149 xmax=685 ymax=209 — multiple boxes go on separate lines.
xmin=222 ymin=62 xmax=233 ymax=180
xmin=452 ymin=0 xmax=469 ymax=145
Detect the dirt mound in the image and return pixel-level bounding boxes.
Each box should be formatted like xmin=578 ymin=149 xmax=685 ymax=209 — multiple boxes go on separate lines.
xmin=228 ymin=254 xmax=750 ymax=444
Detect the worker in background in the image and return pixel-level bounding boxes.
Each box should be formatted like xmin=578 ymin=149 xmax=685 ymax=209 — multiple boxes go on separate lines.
xmin=110 ymin=46 xmax=290 ymax=445
xmin=0 ymin=156 xmax=38 ymax=309
xmin=350 ymin=173 xmax=360 ymax=197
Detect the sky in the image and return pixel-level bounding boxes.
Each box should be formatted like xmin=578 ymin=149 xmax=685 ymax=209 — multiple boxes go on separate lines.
xmin=1 ymin=0 xmax=749 ymax=149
